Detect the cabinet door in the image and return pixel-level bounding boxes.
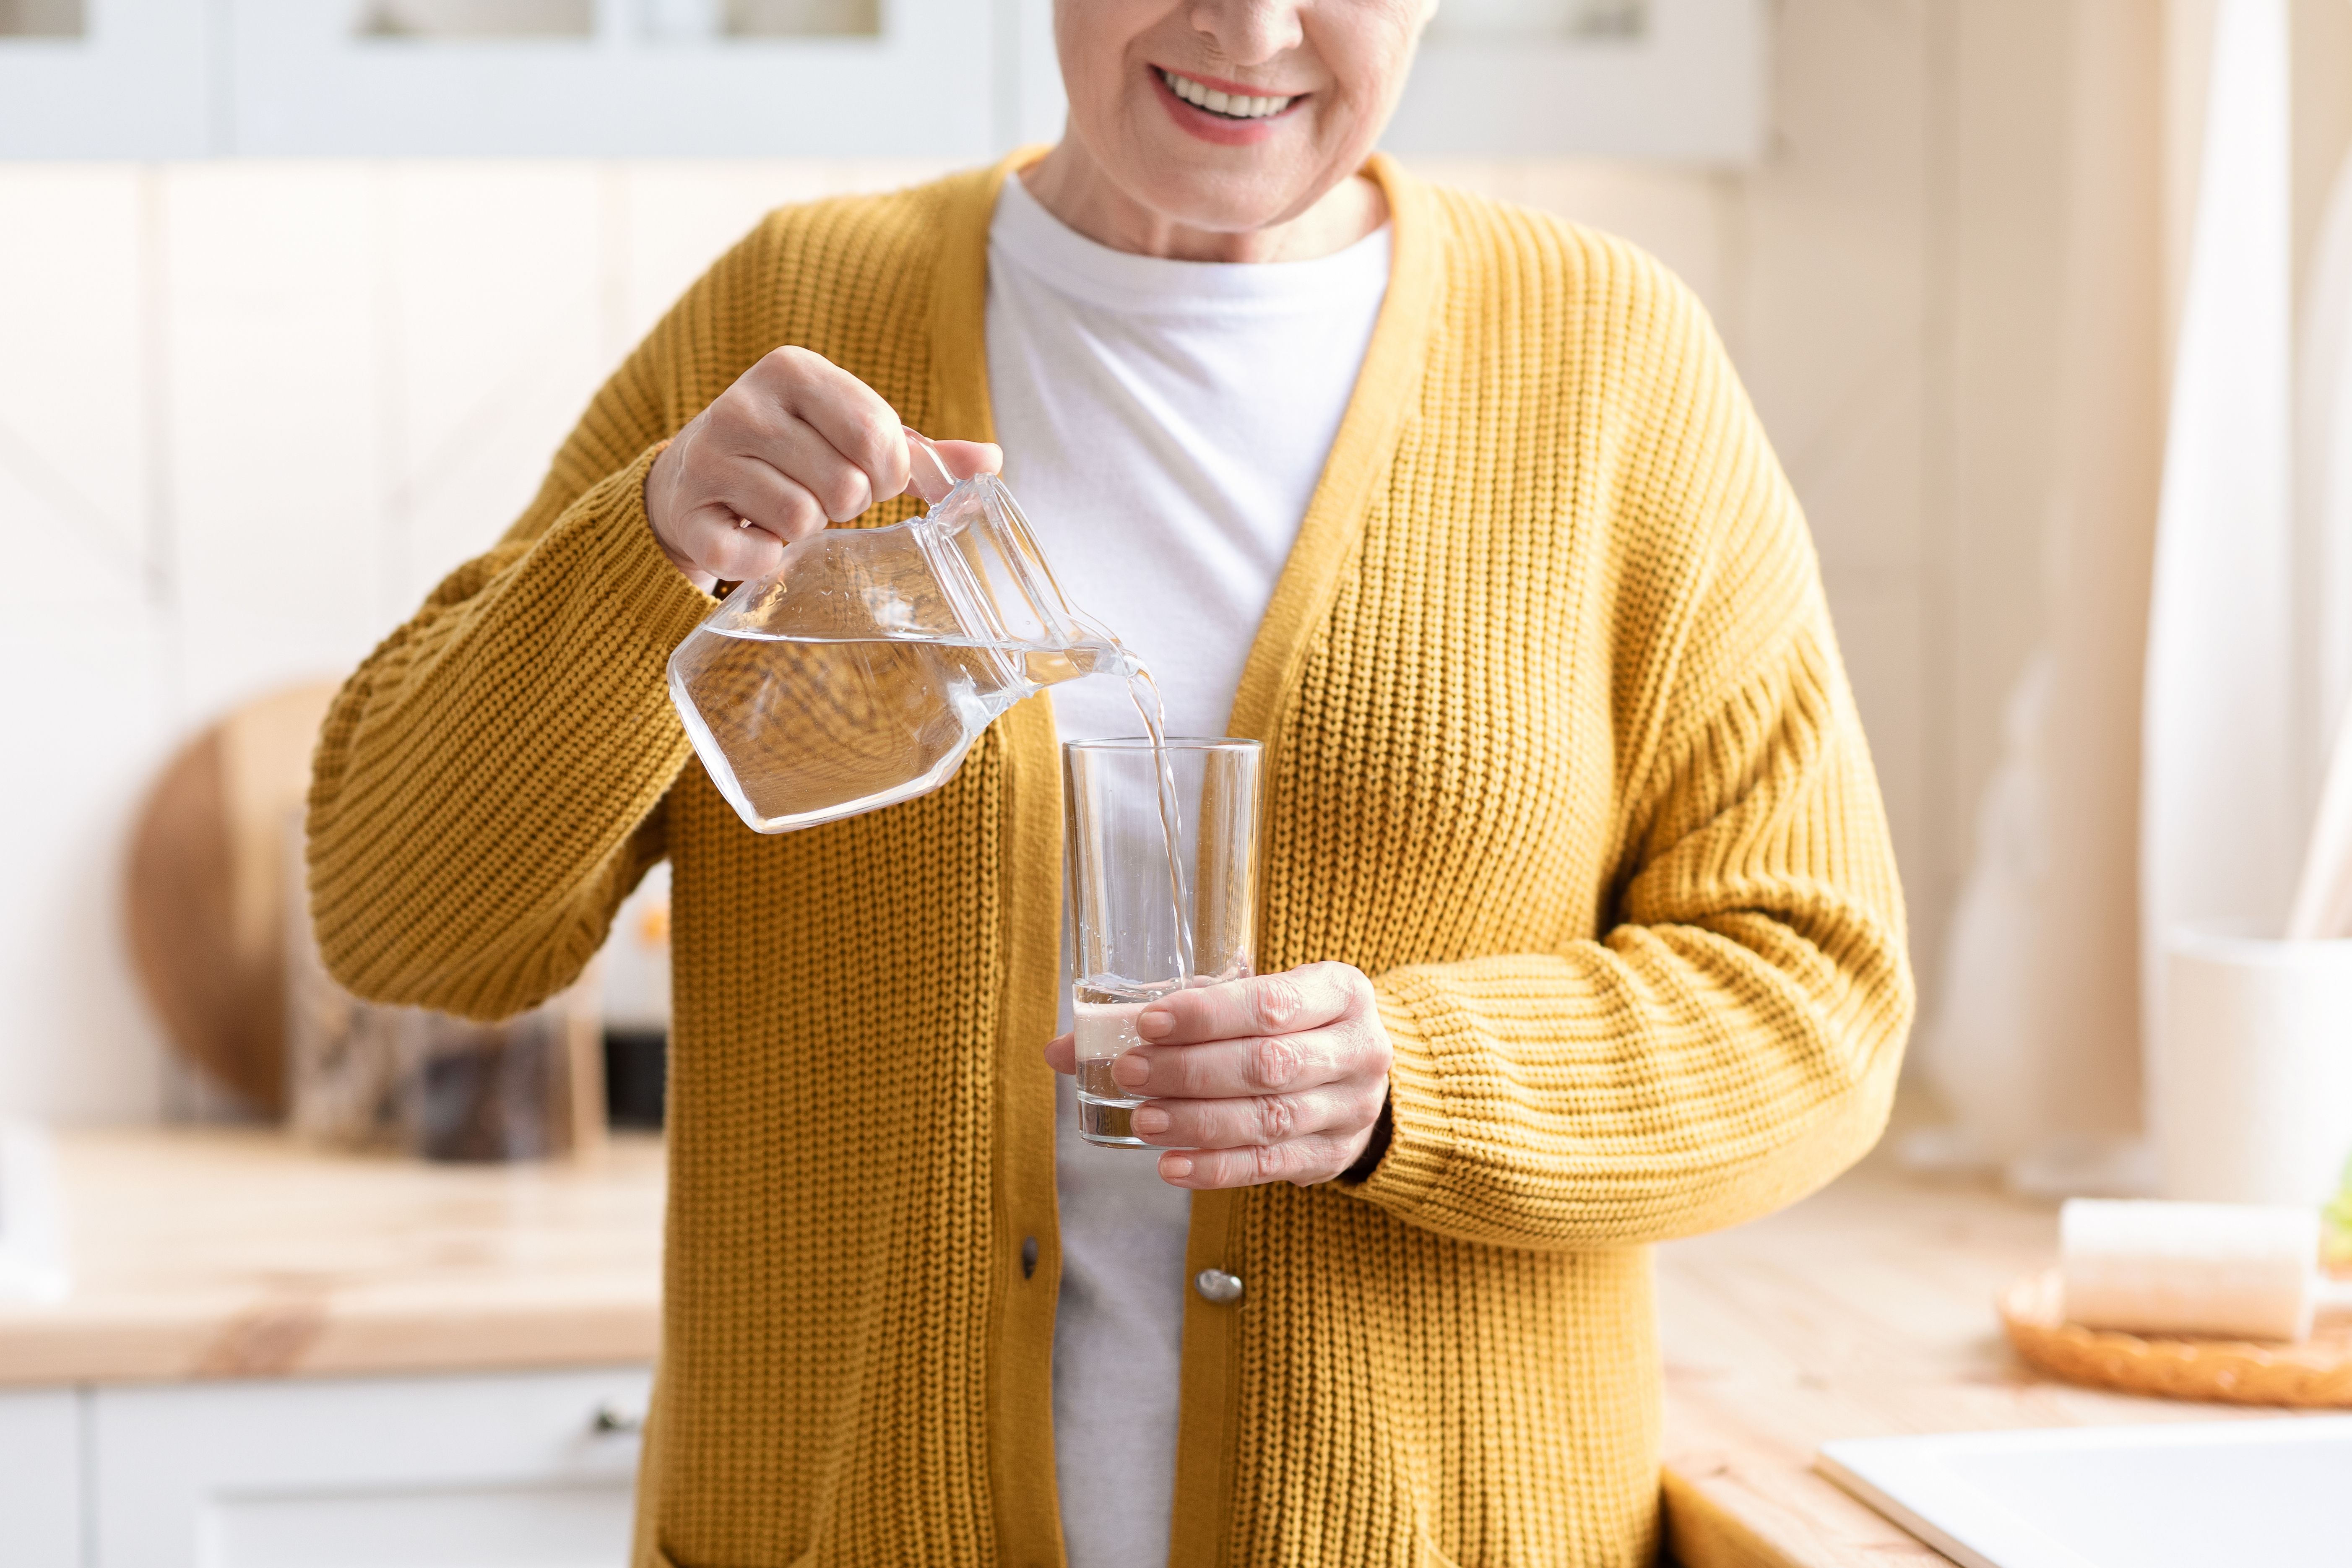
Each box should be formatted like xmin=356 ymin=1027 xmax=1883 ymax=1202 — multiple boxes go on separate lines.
xmin=91 ymin=1365 xmax=652 ymax=1568
xmin=1382 ymin=0 xmax=1769 ymax=162
xmin=0 ymin=1388 xmax=82 ymax=1568
xmin=0 ymin=0 xmax=213 ymax=157
xmin=224 ymin=0 xmax=997 ymax=157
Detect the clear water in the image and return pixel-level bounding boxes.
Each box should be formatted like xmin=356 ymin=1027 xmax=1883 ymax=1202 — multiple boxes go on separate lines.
xmin=1119 ymin=664 xmax=1195 ymax=986
xmin=1072 ymin=990 xmax=1164 ymax=1147
xmin=669 ymin=627 xmax=1155 ymax=831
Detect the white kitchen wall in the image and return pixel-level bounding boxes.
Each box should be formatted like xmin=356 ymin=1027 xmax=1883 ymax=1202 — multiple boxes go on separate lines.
xmin=0 ymin=157 xmax=960 ymax=1120
xmin=0 ymin=166 xmax=167 ymax=1122
xmin=0 ymin=0 xmax=2071 ymax=1121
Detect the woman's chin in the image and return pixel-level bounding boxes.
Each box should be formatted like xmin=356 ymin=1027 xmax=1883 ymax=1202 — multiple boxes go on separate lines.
xmin=1135 ymin=181 xmax=1321 ymax=242
xmin=1110 ymin=134 xmax=1324 ymax=234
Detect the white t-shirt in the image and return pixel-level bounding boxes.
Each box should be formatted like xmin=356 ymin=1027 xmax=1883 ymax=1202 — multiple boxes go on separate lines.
xmin=984 ymin=172 xmax=1390 ymax=1568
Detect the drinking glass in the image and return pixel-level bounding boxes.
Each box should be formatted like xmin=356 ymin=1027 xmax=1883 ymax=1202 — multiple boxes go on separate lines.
xmin=1063 ymin=737 xmax=1261 ymax=1147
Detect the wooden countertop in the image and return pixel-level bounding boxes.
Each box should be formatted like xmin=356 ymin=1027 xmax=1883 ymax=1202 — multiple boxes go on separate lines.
xmin=0 ymin=1129 xmax=2280 ymax=1565
xmin=0 ymin=1128 xmax=663 ymax=1385
xmin=1653 ymin=1158 xmax=2277 ymax=1568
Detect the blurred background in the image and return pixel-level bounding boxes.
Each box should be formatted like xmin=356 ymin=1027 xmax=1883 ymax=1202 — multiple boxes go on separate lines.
xmin=10 ymin=0 xmax=2348 ymax=1156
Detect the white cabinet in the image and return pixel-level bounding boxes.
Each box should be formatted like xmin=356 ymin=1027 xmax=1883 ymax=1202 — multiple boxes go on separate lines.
xmin=224 ymin=0 xmax=1000 ymax=158
xmin=0 ymin=1389 xmax=82 ymax=1567
xmin=0 ymin=0 xmax=1029 ymax=158
xmin=12 ymin=1365 xmax=653 ymax=1568
xmin=0 ymin=0 xmax=213 ymax=157
xmin=1385 ymin=0 xmax=1771 ymax=162
xmin=0 ymin=0 xmax=1771 ymax=161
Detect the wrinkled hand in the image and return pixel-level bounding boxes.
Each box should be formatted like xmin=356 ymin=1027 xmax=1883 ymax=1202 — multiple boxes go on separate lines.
xmin=644 ymin=344 xmax=1001 ymax=591
xmin=1044 ymin=962 xmax=1393 ymax=1189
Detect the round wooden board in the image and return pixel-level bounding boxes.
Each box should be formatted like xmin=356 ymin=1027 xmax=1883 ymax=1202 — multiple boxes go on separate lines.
xmin=2002 ymin=1269 xmax=2352 ymax=1407
xmin=124 ymin=683 xmax=342 ymax=1116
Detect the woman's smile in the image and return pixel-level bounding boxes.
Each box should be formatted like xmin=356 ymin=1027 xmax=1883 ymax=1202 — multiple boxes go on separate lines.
xmin=1150 ymin=65 xmax=1308 ymax=146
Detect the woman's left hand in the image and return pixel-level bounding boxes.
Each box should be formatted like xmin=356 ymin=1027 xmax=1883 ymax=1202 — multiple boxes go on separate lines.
xmin=1043 ymin=961 xmax=1393 ymax=1189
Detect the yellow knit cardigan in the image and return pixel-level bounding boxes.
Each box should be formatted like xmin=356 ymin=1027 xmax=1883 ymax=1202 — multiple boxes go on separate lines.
xmin=308 ymin=152 xmax=1912 ymax=1568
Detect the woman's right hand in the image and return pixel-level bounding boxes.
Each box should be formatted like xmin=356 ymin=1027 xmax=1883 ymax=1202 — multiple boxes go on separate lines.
xmin=643 ymin=345 xmax=1002 ymax=591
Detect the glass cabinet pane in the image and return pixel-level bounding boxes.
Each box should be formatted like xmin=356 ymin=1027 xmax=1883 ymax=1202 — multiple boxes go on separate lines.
xmin=724 ymin=0 xmax=879 ymax=37
xmin=0 ymin=0 xmax=85 ymax=36
xmin=1429 ymin=0 xmax=1647 ymax=41
xmin=353 ymin=0 xmax=592 ymax=38
xmin=642 ymin=0 xmax=881 ymax=40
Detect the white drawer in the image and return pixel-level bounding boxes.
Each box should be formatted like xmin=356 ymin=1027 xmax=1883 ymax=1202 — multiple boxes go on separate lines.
xmin=0 ymin=1387 xmax=82 ymax=1568
xmin=91 ymin=1364 xmax=652 ymax=1568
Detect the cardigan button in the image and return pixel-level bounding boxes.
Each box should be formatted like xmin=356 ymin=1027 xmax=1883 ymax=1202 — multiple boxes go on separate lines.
xmin=1194 ymin=1269 xmax=1244 ymax=1305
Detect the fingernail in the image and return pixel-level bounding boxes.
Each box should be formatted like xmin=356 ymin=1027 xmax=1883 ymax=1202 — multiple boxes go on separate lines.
xmin=1132 ymin=1107 xmax=1169 ymax=1135
xmin=1137 ymin=1009 xmax=1173 ymax=1039
xmin=1160 ymin=1155 xmax=1194 ymax=1180
xmin=1111 ymin=1054 xmax=1148 ymax=1088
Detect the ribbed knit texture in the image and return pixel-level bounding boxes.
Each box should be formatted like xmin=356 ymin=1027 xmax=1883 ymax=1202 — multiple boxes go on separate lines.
xmin=308 ymin=154 xmax=1912 ymax=1568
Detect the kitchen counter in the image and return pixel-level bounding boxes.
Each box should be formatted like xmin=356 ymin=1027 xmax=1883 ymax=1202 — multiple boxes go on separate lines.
xmin=0 ymin=1128 xmax=662 ymax=1384
xmin=0 ymin=1129 xmax=2277 ymax=1565
xmin=1653 ymin=1159 xmax=2280 ymax=1568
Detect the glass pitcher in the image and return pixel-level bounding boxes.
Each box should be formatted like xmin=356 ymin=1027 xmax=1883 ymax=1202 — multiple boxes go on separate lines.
xmin=668 ymin=431 xmax=1135 ymax=834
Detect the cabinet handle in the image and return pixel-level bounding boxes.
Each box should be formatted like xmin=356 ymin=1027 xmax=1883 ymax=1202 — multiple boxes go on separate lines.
xmin=591 ymin=1401 xmax=646 ymax=1435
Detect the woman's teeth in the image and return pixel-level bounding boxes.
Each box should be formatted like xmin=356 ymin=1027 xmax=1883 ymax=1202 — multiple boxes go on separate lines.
xmin=1158 ymin=69 xmax=1294 ymax=120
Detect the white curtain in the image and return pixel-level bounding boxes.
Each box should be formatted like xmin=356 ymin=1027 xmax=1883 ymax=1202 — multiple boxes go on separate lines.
xmin=1911 ymin=0 xmax=2165 ymax=1191
xmin=2138 ymin=0 xmax=2296 ymax=1000
xmin=1916 ymin=0 xmax=2316 ymax=1193
xmin=2299 ymin=142 xmax=2352 ymax=820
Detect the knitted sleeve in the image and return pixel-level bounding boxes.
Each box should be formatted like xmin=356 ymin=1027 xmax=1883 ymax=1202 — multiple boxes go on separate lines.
xmin=302 ymin=230 xmax=770 ymax=1021
xmin=1346 ymin=272 xmax=1915 ymax=1251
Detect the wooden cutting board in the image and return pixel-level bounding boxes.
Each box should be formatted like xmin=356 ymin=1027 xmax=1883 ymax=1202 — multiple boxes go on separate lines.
xmin=124 ymin=683 xmax=343 ymax=1116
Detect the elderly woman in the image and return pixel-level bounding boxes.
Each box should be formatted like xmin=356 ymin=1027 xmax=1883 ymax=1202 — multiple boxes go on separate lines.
xmin=307 ymin=2 xmax=1912 ymax=1565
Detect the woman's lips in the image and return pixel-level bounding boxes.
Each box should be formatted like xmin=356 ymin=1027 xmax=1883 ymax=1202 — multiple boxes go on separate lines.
xmin=1149 ymin=66 xmax=1305 ymax=147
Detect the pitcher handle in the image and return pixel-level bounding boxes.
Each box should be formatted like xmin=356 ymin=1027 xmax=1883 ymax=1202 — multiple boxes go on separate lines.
xmin=903 ymin=426 xmax=962 ymax=506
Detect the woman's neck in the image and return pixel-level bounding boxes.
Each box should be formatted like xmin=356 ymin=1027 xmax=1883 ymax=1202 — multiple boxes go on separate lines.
xmin=1019 ymin=140 xmax=1385 ymax=264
